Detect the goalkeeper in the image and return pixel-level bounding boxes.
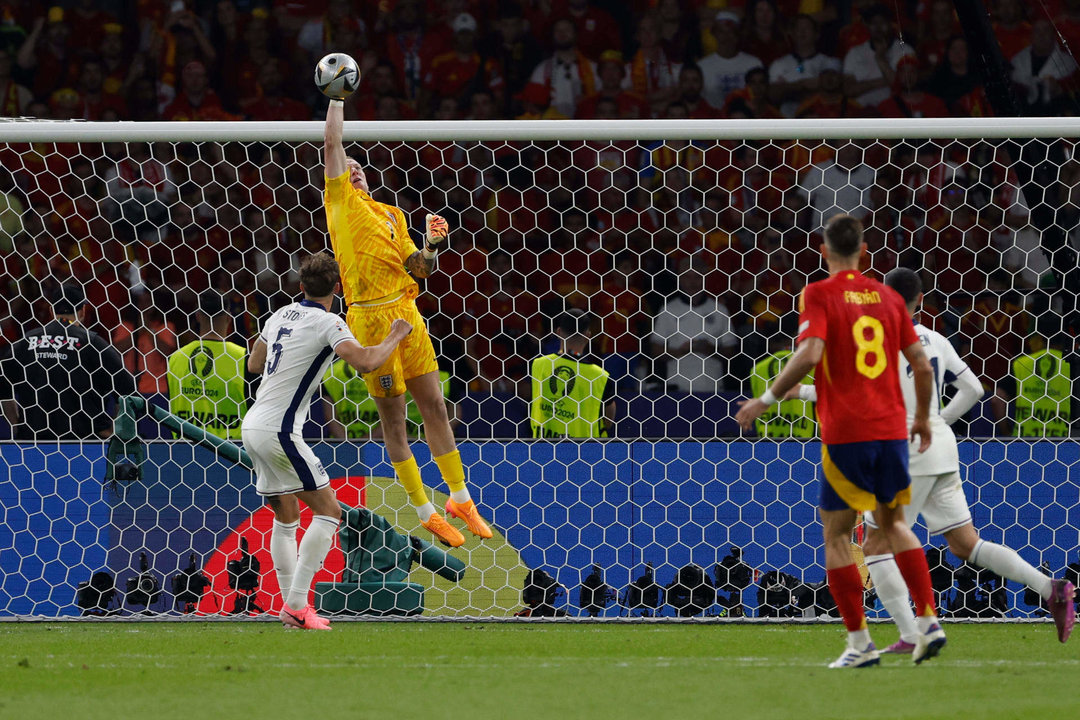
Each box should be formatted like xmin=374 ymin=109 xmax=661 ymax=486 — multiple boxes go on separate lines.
xmin=322 ymin=97 xmax=491 ymax=548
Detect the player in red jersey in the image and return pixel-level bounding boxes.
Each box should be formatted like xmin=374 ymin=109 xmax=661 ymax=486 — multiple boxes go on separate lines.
xmin=736 ymin=214 xmax=945 ymax=668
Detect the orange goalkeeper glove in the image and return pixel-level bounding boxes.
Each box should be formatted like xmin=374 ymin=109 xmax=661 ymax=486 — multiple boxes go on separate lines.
xmin=423 ymin=213 xmax=449 ymax=259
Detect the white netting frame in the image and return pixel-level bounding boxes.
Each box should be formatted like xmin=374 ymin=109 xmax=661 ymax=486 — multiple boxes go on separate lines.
xmin=0 ymin=118 xmax=1076 ymax=622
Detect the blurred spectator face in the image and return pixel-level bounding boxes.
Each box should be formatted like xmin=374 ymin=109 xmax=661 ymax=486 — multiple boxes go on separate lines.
xmin=47 ymin=17 xmax=70 ymax=46
xmin=258 ymin=60 xmax=283 ymax=95
xmin=595 ymin=97 xmax=619 ymax=119
xmin=995 ymin=0 xmax=1023 ymax=24
xmin=370 ymin=65 xmax=397 ymax=96
xmin=896 ymin=60 xmax=917 ymax=91
xmin=130 ymin=77 xmax=157 ymax=113
xmin=929 ymin=0 xmax=954 ymax=33
xmin=245 ymin=16 xmax=270 ymax=47
xmin=78 ymin=61 xmax=104 ymax=93
xmin=947 ymin=36 xmax=969 ymax=70
xmin=552 ymin=19 xmax=576 ymax=50
xmin=182 ymin=62 xmax=208 ymax=95
xmin=326 ymin=0 xmax=352 ymax=22
xmin=453 ymin=27 xmax=476 ymax=54
xmin=712 ymin=19 xmax=739 ymax=57
xmin=495 ymin=15 xmax=525 ymax=43
xmin=598 ymin=58 xmax=624 ymax=89
xmin=216 ymin=0 xmax=237 ymax=26
xmin=704 ymin=190 xmax=727 ymax=214
xmin=1031 ymin=19 xmax=1056 ymax=55
xmin=101 ymin=30 xmax=124 ymax=60
xmin=657 ymin=0 xmax=683 ymax=21
xmin=376 ymin=95 xmax=400 ymax=120
xmin=792 ymin=16 xmax=818 ymax=55
xmin=50 ymin=88 xmax=80 ymax=119
xmin=819 ymin=68 xmax=842 ymax=93
xmin=678 ymin=66 xmax=704 ymax=100
xmin=470 ymin=91 xmax=495 ymax=119
xmin=868 ymin=12 xmax=892 ymax=43
xmin=941 ymin=184 xmax=965 ymax=210
xmin=753 ymin=0 xmax=777 ymax=30
xmin=434 ymin=96 xmax=459 ymax=119
xmin=172 ymin=202 xmax=195 ymax=229
xmin=746 ymin=68 xmax=768 ymax=97
xmin=677 ymin=260 xmax=705 ymax=297
xmin=666 ymin=102 xmax=689 ymax=119
xmin=564 ymin=211 xmax=587 ymax=236
xmin=395 ymin=0 xmax=421 ymax=31
xmin=334 ymin=21 xmax=362 ymax=51
xmin=489 ymin=251 xmax=512 ymax=274
xmin=637 ymin=15 xmax=660 ymax=50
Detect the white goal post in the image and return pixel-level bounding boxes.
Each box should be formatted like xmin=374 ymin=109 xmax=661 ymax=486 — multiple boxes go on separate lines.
xmin=0 ymin=117 xmax=1076 ymax=621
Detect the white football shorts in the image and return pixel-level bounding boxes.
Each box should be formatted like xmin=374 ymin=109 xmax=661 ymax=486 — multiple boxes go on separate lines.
xmin=863 ymin=470 xmax=972 ymax=535
xmin=243 ymin=427 xmax=330 ymax=497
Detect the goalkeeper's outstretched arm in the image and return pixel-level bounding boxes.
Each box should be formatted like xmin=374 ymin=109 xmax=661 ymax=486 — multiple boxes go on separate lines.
xmin=324 ymin=99 xmax=346 ymax=179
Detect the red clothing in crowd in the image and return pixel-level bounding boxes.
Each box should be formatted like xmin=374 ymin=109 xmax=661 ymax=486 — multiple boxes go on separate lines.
xmin=162 ymin=89 xmax=236 ymax=121
xmin=114 ymin=318 xmax=178 ymax=394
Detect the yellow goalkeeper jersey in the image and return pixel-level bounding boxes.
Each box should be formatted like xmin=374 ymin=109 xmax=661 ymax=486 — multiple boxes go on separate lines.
xmin=324 ymin=171 xmax=419 ymax=304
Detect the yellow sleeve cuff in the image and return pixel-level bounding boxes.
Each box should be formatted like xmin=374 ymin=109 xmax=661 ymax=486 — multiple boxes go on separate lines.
xmin=324 ymin=170 xmax=349 ymax=201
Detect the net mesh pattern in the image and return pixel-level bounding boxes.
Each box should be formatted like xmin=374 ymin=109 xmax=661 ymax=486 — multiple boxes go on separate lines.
xmin=0 ymin=126 xmax=1077 ymax=620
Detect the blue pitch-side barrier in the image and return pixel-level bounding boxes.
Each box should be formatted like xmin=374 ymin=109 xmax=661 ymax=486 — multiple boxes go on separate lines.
xmin=0 ymin=441 xmax=1077 ymax=618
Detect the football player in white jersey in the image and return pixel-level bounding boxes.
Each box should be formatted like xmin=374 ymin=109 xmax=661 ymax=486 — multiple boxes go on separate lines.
xmin=792 ymin=268 xmax=1075 ymax=647
xmin=242 ymin=252 xmax=412 ymax=630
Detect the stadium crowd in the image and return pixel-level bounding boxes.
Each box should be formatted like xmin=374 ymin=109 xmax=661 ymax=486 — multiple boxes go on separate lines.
xmin=1 ymin=0 xmax=1079 ymax=439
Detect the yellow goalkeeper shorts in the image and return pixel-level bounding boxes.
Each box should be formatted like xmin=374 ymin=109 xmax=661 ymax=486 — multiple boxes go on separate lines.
xmin=346 ymin=287 xmax=438 ymax=398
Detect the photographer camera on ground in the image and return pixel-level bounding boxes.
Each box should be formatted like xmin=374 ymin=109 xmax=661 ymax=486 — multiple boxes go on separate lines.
xmin=714 ymin=546 xmax=753 ymax=617
xmin=516 ymin=568 xmax=565 ymax=617
xmin=125 ymin=552 xmax=162 ymax=612
xmin=623 ymin=563 xmax=662 ymax=617
xmin=171 ymin=552 xmax=211 ymax=613
xmin=226 ymin=537 xmax=264 ymax=615
xmin=76 ymin=571 xmax=118 ymax=616
xmin=666 ymin=564 xmax=715 ymax=617
xmin=757 ymin=570 xmax=805 ymax=618
xmin=578 ymin=564 xmax=616 ymax=617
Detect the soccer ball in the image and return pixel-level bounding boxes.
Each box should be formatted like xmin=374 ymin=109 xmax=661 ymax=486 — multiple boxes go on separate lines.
xmin=314 ymin=53 xmax=361 ymax=100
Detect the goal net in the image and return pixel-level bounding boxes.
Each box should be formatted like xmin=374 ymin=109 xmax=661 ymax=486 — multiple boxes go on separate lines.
xmin=0 ymin=118 xmax=1077 ymax=621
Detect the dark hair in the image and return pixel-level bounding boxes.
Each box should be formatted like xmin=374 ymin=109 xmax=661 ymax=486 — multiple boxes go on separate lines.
xmin=884 ymin=267 xmax=922 ymax=305
xmin=823 ymin=214 xmax=863 ymax=257
xmin=745 ymin=66 xmax=767 ymax=83
xmin=299 ymin=251 xmax=340 ymax=298
xmin=793 ymin=13 xmax=818 ymax=32
xmin=52 ymin=283 xmax=86 ymax=314
xmin=680 ymin=62 xmax=703 ymax=78
xmin=554 ymin=309 xmax=593 ymax=338
xmin=861 ymin=3 xmax=892 ymax=23
xmin=197 ymin=292 xmax=224 ymax=319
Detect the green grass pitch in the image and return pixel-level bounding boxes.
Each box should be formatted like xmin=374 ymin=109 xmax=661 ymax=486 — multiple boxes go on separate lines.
xmin=1 ymin=622 xmax=1077 ymax=719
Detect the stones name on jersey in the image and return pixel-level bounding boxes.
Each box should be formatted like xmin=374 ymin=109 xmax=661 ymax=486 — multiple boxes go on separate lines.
xmin=901 ymin=322 xmax=968 ymax=475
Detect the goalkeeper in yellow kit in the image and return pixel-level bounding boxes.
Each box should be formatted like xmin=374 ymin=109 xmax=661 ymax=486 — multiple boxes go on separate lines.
xmin=322 ymin=98 xmax=491 ymax=548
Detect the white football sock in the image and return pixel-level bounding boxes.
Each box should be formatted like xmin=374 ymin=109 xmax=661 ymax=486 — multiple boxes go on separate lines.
xmin=286 ymin=515 xmax=339 ymax=611
xmin=450 ymin=489 xmax=471 ymax=504
xmin=969 ymin=539 xmax=1053 ymax=599
xmin=865 ymin=553 xmax=919 ymax=644
xmin=847 ymin=628 xmax=872 ymax=650
xmin=270 ymin=519 xmax=298 ymax=602
xmin=917 ymin=614 xmax=940 ymax=633
xmin=415 ymin=502 xmax=436 ymax=523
